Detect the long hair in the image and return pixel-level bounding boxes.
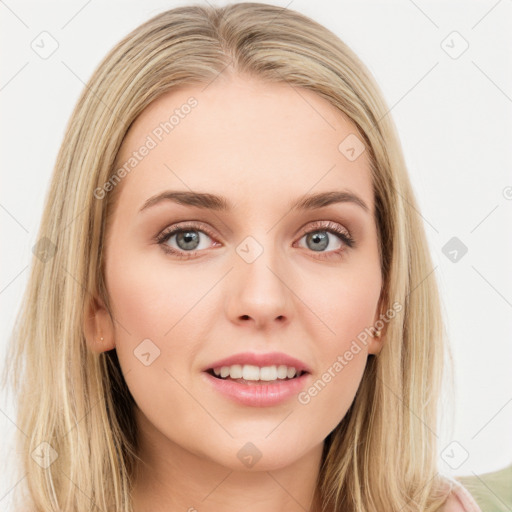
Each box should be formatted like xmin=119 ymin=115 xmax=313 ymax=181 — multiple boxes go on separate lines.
xmin=2 ymin=3 xmax=454 ymax=510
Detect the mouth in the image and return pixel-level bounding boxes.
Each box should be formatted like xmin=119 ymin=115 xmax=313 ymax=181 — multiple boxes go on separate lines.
xmin=202 ymin=364 xmax=312 ymax=407
xmin=205 ymin=365 xmax=309 ymax=385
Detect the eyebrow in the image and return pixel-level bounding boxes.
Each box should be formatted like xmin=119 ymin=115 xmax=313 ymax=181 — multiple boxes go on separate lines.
xmin=138 ymin=189 xmax=370 ymax=214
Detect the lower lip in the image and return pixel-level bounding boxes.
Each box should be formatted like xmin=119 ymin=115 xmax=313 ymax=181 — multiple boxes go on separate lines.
xmin=202 ymin=371 xmax=311 ymax=407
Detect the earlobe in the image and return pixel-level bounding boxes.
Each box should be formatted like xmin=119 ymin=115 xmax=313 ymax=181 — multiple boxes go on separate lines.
xmin=83 ymin=296 xmax=116 ymax=353
xmin=367 ymin=307 xmax=386 ymax=355
xmin=367 ymin=330 xmax=384 ymax=355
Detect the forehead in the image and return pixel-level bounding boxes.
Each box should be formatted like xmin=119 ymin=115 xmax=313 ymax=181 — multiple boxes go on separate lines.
xmin=114 ymin=74 xmax=373 ymax=214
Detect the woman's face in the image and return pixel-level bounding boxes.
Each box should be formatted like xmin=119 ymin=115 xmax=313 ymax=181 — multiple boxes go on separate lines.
xmin=98 ymin=74 xmax=383 ymax=472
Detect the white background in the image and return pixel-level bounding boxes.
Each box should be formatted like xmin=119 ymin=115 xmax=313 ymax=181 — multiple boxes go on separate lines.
xmin=1 ymin=0 xmax=511 ymax=506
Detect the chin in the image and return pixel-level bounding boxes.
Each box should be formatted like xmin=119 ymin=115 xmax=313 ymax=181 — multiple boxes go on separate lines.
xmin=209 ymin=436 xmax=317 ymax=473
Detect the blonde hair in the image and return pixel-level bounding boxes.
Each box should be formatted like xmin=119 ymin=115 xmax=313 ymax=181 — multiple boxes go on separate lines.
xmin=2 ymin=3 xmax=455 ymax=511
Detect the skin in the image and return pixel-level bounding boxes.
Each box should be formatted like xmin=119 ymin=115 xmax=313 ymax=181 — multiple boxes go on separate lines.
xmin=85 ymin=73 xmax=385 ymax=512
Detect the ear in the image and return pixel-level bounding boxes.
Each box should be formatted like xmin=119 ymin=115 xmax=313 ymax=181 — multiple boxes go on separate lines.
xmin=367 ymin=319 xmax=385 ymax=355
xmin=83 ymin=295 xmax=116 ymax=353
xmin=367 ymin=300 xmax=387 ymax=356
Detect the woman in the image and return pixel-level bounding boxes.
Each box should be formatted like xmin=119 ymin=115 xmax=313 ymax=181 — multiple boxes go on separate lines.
xmin=2 ymin=3 xmax=481 ymax=511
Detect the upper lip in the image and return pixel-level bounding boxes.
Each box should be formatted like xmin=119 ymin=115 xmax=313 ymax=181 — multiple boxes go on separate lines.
xmin=203 ymin=351 xmax=311 ymax=374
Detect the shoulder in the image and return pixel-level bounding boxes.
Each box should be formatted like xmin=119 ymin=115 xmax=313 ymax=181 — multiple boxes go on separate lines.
xmin=442 ymin=491 xmax=467 ymax=512
xmin=440 ymin=479 xmax=482 ymax=512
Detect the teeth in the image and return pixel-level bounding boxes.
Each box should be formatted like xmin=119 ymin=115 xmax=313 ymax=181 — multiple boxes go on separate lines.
xmin=242 ymin=365 xmax=260 ymax=381
xmin=229 ymin=364 xmax=242 ymax=379
xmin=277 ymin=365 xmax=288 ymax=379
xmin=212 ymin=364 xmax=301 ymax=381
xmin=260 ymin=366 xmax=277 ymax=381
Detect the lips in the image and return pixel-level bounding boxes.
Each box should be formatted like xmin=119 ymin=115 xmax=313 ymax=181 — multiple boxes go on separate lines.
xmin=202 ymin=368 xmax=312 ymax=407
xmin=201 ymin=351 xmax=313 ymax=406
xmin=203 ymin=351 xmax=312 ymax=375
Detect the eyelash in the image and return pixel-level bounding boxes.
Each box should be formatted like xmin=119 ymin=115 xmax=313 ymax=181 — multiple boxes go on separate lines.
xmin=154 ymin=220 xmax=356 ymax=260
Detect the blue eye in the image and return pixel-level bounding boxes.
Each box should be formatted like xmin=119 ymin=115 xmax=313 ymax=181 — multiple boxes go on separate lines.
xmin=155 ymin=223 xmax=217 ymax=259
xmin=170 ymin=230 xmax=202 ymax=251
xmin=295 ymin=220 xmax=355 ymax=259
xmin=155 ymin=220 xmax=355 ymax=260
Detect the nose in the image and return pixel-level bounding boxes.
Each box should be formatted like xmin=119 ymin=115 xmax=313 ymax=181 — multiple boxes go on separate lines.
xmin=225 ymin=244 xmax=292 ymax=330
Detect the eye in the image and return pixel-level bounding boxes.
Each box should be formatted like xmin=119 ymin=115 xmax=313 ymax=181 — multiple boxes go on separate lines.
xmin=155 ymin=222 xmax=219 ymax=260
xmin=295 ymin=220 xmax=355 ymax=259
xmin=155 ymin=220 xmax=355 ymax=260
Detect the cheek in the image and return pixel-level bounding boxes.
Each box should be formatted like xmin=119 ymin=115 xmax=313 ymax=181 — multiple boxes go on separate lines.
xmin=294 ymin=265 xmax=380 ymax=425
xmin=304 ymin=261 xmax=381 ymax=349
xmin=105 ymin=252 xmax=212 ymax=435
xmin=104 ymin=249 xmax=212 ymax=399
xmin=106 ymin=249 xmax=209 ymax=339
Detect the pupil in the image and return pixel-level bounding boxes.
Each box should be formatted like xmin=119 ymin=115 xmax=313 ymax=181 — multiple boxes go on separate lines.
xmin=307 ymin=231 xmax=328 ymax=251
xmin=177 ymin=230 xmax=200 ymax=250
